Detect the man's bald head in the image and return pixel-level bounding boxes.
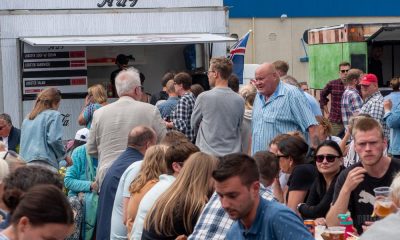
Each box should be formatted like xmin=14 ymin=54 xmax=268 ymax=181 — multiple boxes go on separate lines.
xmin=254 ymin=62 xmax=280 ymax=97
xmin=127 ymin=126 xmax=157 ymax=149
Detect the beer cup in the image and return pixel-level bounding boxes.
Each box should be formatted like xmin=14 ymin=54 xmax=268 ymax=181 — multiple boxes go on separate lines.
xmin=373 ymin=187 xmax=396 ymax=218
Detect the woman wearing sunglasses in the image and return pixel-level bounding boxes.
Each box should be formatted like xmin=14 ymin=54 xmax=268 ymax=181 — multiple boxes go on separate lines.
xmin=298 ymin=140 xmax=344 ymax=220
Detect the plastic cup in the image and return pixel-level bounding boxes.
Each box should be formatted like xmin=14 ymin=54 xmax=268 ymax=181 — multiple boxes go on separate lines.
xmin=373 ymin=187 xmax=395 ymax=217
xmin=326 ymin=226 xmax=345 ymax=240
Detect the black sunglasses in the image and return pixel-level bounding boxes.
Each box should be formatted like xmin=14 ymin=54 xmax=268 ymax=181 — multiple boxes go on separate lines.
xmin=4 ymin=150 xmax=18 ymax=160
xmin=340 ymin=69 xmax=349 ymax=73
xmin=276 ymin=155 xmax=288 ymax=159
xmin=315 ymin=154 xmax=339 ymax=163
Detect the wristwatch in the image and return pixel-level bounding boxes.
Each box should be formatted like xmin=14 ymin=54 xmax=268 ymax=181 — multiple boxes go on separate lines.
xmin=297 ymin=203 xmax=305 ymax=212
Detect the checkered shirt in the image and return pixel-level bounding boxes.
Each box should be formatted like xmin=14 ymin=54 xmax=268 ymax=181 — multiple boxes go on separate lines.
xmin=170 ymin=92 xmax=196 ymax=142
xmin=341 ymin=86 xmax=363 ymax=127
xmin=360 ymin=91 xmax=390 ymax=140
xmin=188 ymin=186 xmax=274 ymax=240
xmin=320 ymin=78 xmax=345 ymax=123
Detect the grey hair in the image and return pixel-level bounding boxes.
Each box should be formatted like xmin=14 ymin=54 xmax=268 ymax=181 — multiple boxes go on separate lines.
xmin=0 ymin=113 xmax=12 ymax=125
xmin=391 ymin=172 xmax=400 ymax=207
xmin=115 ymin=67 xmax=141 ymax=97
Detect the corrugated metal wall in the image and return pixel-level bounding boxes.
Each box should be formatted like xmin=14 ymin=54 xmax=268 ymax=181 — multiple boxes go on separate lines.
xmin=0 ymin=0 xmax=223 ymax=10
xmin=0 ymin=5 xmax=229 ymax=126
xmin=224 ymin=0 xmax=400 ymax=18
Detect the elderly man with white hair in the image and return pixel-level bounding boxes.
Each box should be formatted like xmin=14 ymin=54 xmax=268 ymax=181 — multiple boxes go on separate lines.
xmin=87 ymin=68 xmax=166 ymax=188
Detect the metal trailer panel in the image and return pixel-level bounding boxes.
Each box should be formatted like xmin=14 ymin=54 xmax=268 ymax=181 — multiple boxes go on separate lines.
xmin=0 ymin=8 xmax=229 ymax=127
xmin=0 ymin=0 xmax=223 ymax=10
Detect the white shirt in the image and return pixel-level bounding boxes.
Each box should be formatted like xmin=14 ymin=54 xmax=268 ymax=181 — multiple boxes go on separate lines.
xmin=130 ymin=174 xmax=176 ymax=240
xmin=110 ymin=161 xmax=143 ymax=240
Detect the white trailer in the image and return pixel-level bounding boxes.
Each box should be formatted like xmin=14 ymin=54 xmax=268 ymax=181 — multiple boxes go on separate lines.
xmin=0 ymin=0 xmax=234 ymax=139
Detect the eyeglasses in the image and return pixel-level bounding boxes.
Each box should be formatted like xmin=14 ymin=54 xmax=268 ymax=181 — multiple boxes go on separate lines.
xmin=276 ymin=155 xmax=289 ymax=159
xmin=340 ymin=69 xmax=350 ymax=73
xmin=315 ymin=154 xmax=339 ymax=163
xmin=207 ymin=70 xmax=215 ymax=74
xmin=3 ymin=150 xmax=18 ymax=160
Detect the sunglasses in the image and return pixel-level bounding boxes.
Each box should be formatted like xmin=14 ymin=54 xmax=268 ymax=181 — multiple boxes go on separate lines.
xmin=315 ymin=155 xmax=339 ymax=163
xmin=340 ymin=69 xmax=349 ymax=73
xmin=4 ymin=150 xmax=18 ymax=160
xmin=276 ymin=155 xmax=289 ymax=159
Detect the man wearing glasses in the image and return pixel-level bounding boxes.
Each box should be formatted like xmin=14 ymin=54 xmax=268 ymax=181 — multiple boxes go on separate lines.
xmin=0 ymin=113 xmax=20 ymax=152
xmin=320 ymin=62 xmax=350 ymax=136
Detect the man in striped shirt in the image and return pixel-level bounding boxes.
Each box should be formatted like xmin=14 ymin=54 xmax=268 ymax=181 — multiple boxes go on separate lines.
xmin=251 ymin=62 xmax=318 ymax=154
xmin=341 ymin=69 xmax=363 ymax=129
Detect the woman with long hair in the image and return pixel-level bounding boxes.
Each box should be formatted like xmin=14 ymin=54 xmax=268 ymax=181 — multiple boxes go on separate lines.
xmin=20 ymin=88 xmax=70 ymax=171
xmin=275 ymin=136 xmax=317 ymax=214
xmin=0 ymin=184 xmax=74 ymax=240
xmin=125 ymin=145 xmax=167 ymax=236
xmin=142 ymin=152 xmax=218 ymax=239
xmin=78 ymin=84 xmax=108 ymax=129
xmin=239 ymin=83 xmax=257 ymax=154
xmin=298 ymin=140 xmax=344 ymax=220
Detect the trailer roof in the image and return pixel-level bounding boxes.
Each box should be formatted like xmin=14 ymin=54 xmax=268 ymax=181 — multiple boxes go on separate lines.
xmin=21 ymin=33 xmax=236 ymax=46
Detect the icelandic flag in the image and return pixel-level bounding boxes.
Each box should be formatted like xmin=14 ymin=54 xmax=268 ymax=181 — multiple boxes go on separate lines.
xmin=229 ymin=31 xmax=251 ymax=84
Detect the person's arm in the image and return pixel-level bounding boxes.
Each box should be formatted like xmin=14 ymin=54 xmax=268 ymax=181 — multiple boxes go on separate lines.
xmin=350 ymin=93 xmax=363 ymax=114
xmin=123 ymin=197 xmax=130 ymax=225
xmin=272 ymin=178 xmax=285 ymax=203
xmin=339 ymin=129 xmax=352 ymax=154
xmin=308 ymin=124 xmax=319 ymax=149
xmin=320 ymin=82 xmax=332 ymax=113
xmin=46 ymin=113 xmax=66 ymax=160
xmin=150 ymin=107 xmax=167 ymax=143
xmin=326 ymin=167 xmax=367 ymax=226
xmin=190 ymin=96 xmax=202 ymax=134
xmin=384 ymin=100 xmax=400 ymax=128
xmin=171 ymin=98 xmax=189 ymax=133
xmin=299 ymin=179 xmax=335 ymax=219
xmin=86 ymin=112 xmax=99 ymax=158
xmin=287 ymin=190 xmax=308 ymax=215
xmin=64 ymin=148 xmax=92 ymax=193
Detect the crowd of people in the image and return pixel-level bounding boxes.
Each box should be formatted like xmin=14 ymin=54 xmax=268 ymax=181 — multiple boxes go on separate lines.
xmin=0 ymin=57 xmax=398 ymax=240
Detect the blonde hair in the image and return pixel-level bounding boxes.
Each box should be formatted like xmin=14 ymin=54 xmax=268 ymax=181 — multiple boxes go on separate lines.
xmin=239 ymin=83 xmax=257 ymax=110
xmin=317 ymin=116 xmax=333 ymax=136
xmin=88 ymin=84 xmax=107 ymax=104
xmin=129 ymin=145 xmax=167 ymax=194
xmin=28 ymin=88 xmax=61 ymax=120
xmin=144 ymin=152 xmax=218 ymax=236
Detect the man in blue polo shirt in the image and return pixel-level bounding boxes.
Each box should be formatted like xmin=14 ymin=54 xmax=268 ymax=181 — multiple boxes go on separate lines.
xmin=213 ymin=153 xmax=313 ymax=240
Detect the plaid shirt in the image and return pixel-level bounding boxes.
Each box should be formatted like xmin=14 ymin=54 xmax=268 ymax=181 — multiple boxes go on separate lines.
xmin=360 ymin=91 xmax=390 ymax=140
xmin=188 ymin=186 xmax=274 ymax=240
xmin=170 ymin=92 xmax=196 ymax=142
xmin=320 ymin=78 xmax=345 ymax=123
xmin=341 ymin=86 xmax=363 ymax=127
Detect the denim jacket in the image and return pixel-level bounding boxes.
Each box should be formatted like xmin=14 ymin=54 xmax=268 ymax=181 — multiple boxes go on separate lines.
xmin=384 ymin=103 xmax=400 ymax=155
xmin=20 ymin=109 xmax=65 ymax=169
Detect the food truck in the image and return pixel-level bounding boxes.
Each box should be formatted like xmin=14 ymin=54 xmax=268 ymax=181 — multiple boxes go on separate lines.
xmin=0 ymin=0 xmax=234 ymax=139
xmin=307 ymin=22 xmax=400 ymax=93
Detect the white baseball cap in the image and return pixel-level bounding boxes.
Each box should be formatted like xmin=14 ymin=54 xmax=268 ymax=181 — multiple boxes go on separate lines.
xmin=75 ymin=128 xmax=89 ymax=142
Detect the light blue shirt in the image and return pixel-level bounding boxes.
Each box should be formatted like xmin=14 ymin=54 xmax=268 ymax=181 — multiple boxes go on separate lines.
xmin=384 ymin=92 xmax=400 ymax=110
xmin=226 ymin=197 xmax=314 ymax=240
xmin=130 ymin=174 xmax=175 ymax=240
xmin=304 ymin=91 xmax=323 ymax=117
xmin=384 ymin=103 xmax=400 ymax=155
xmin=20 ymin=109 xmax=65 ymax=169
xmin=110 ymin=161 xmax=143 ymax=239
xmin=251 ymin=82 xmax=318 ymax=154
